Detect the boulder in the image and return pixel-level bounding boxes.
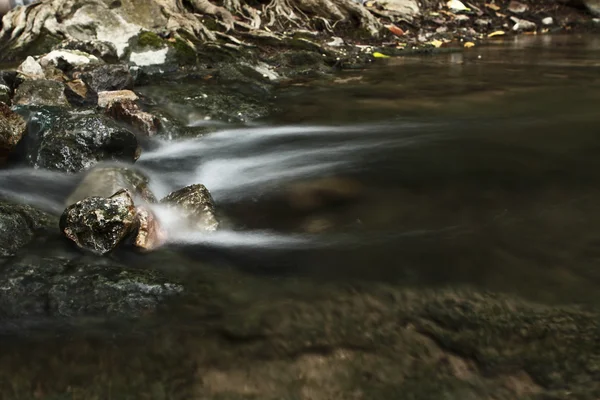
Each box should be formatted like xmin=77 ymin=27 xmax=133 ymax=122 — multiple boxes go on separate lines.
xmin=64 ymin=78 xmax=98 ymax=106
xmin=0 ymin=102 xmax=26 ymax=163
xmin=134 ymin=205 xmax=167 ymax=251
xmin=106 ymin=99 xmax=161 ymax=137
xmin=13 ymin=79 xmax=69 ymax=107
xmin=75 ymin=64 xmax=134 ymax=93
xmin=30 ymin=113 xmax=139 ymax=173
xmin=60 ymin=189 xmax=137 ymax=254
xmin=0 ymin=251 xmax=183 ymax=319
xmin=161 ymin=184 xmax=219 ymax=232
xmin=0 ymin=199 xmax=57 ymax=256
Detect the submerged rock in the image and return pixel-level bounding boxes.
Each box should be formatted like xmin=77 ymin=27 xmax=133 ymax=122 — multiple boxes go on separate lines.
xmin=66 ymin=165 xmax=156 ymax=205
xmin=0 ymin=102 xmax=26 ymax=163
xmin=31 ymin=113 xmax=139 ymax=173
xmin=60 ymin=189 xmax=137 ymax=255
xmin=0 ymin=199 xmax=57 ymax=256
xmin=13 ymin=79 xmax=69 ymax=107
xmin=161 ymin=184 xmax=219 ymax=231
xmin=0 ymin=252 xmax=183 ymax=319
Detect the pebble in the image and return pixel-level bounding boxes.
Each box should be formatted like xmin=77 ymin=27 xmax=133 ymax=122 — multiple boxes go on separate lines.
xmin=542 ymin=17 xmax=554 ymax=25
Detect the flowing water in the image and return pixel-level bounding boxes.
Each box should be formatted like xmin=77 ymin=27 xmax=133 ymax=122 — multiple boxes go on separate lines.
xmin=2 ymin=34 xmax=600 ymax=396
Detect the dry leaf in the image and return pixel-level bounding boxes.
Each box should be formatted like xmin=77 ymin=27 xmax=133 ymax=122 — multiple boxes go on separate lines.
xmin=373 ymin=52 xmax=390 ymax=58
xmin=387 ymin=24 xmax=405 ymax=36
xmin=464 ymin=41 xmax=475 ymax=48
xmin=430 ymin=40 xmax=444 ymax=48
xmin=485 ymin=3 xmax=500 ymax=11
xmin=487 ymin=30 xmax=505 ymax=37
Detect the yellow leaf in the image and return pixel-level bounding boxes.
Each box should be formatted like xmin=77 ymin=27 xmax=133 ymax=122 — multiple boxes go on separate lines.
xmin=373 ymin=52 xmax=390 ymax=58
xmin=487 ymin=30 xmax=505 ymax=38
xmin=365 ymin=1 xmax=375 ymax=6
xmin=464 ymin=42 xmax=475 ymax=48
xmin=430 ymin=40 xmax=444 ymax=48
xmin=485 ymin=2 xmax=500 ymax=11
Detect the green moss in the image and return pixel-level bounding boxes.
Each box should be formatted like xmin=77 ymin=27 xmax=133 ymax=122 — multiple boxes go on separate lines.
xmin=137 ymin=31 xmax=165 ymax=49
xmin=171 ymin=38 xmax=197 ymax=65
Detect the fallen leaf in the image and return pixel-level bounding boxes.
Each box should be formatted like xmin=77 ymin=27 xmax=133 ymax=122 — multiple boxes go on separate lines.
xmin=487 ymin=30 xmax=505 ymax=37
xmin=447 ymin=0 xmax=470 ymax=12
xmin=387 ymin=24 xmax=404 ymax=36
xmin=430 ymin=40 xmax=444 ymax=48
xmin=373 ymin=52 xmax=390 ymax=58
xmin=485 ymin=2 xmax=500 ymax=11
xmin=464 ymin=41 xmax=475 ymax=48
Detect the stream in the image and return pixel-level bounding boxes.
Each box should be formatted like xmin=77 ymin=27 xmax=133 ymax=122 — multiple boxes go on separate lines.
xmin=1 ymin=34 xmax=600 ymax=398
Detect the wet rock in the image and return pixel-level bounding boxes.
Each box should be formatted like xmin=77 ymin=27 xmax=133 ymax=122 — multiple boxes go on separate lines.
xmin=31 ymin=113 xmax=139 ymax=173
xmin=60 ymin=189 xmax=137 ymax=254
xmin=0 ymin=252 xmax=183 ymax=318
xmin=16 ymin=56 xmax=45 ymax=80
xmin=64 ymin=79 xmax=98 ymax=107
xmin=161 ymin=184 xmax=219 ymax=232
xmin=13 ymin=79 xmax=69 ymax=107
xmin=507 ymin=0 xmax=528 ymax=14
xmin=134 ymin=206 xmax=166 ymax=251
xmin=98 ymin=90 xmax=139 ymax=108
xmin=106 ymin=99 xmax=161 ymax=137
xmin=584 ymin=0 xmax=600 ymax=16
xmin=0 ymin=200 xmax=57 ymax=256
xmin=0 ymin=102 xmax=26 ymax=163
xmin=66 ymin=165 xmax=157 ymax=206
xmin=76 ymin=64 xmax=134 ymax=93
xmin=39 ymin=50 xmax=100 ymax=71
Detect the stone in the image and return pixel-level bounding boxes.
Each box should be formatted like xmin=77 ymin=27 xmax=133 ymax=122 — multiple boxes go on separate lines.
xmin=97 ymin=90 xmax=139 ymax=108
xmin=13 ymin=79 xmax=69 ymax=107
xmin=39 ymin=50 xmax=100 ymax=70
xmin=379 ymin=0 xmax=420 ymax=19
xmin=64 ymin=78 xmax=98 ymax=106
xmin=134 ymin=206 xmax=166 ymax=251
xmin=56 ymin=39 xmax=119 ymax=64
xmin=0 ymin=251 xmax=183 ymax=319
xmin=584 ymin=0 xmax=600 ymax=16
xmin=76 ymin=64 xmax=134 ymax=93
xmin=0 ymin=102 xmax=26 ymax=163
xmin=542 ymin=17 xmax=554 ymax=25
xmin=507 ymin=0 xmax=528 ymax=13
xmin=31 ymin=113 xmax=139 ymax=173
xmin=511 ymin=17 xmax=537 ymax=31
xmin=66 ymin=165 xmax=157 ymax=206
xmin=106 ymin=99 xmax=161 ymax=137
xmin=16 ymin=56 xmax=45 ymax=80
xmin=161 ymin=184 xmax=219 ymax=232
xmin=60 ymin=189 xmax=137 ymax=254
xmin=0 ymin=199 xmax=57 ymax=256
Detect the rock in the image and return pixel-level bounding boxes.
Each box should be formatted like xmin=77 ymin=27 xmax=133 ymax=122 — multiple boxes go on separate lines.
xmin=66 ymin=166 xmax=157 ymax=206
xmin=76 ymin=64 xmax=134 ymax=93
xmin=507 ymin=0 xmax=528 ymax=13
xmin=13 ymin=79 xmax=69 ymax=107
xmin=134 ymin=206 xmax=166 ymax=251
xmin=584 ymin=0 xmax=600 ymax=16
xmin=0 ymin=102 xmax=26 ymax=163
xmin=31 ymin=113 xmax=140 ymax=173
xmin=378 ymin=0 xmax=420 ymax=19
xmin=511 ymin=17 xmax=537 ymax=31
xmin=106 ymin=99 xmax=161 ymax=137
xmin=64 ymin=78 xmax=98 ymax=107
xmin=475 ymin=18 xmax=492 ymax=27
xmin=39 ymin=50 xmax=100 ymax=70
xmin=161 ymin=184 xmax=219 ymax=232
xmin=0 ymin=252 xmax=183 ymax=319
xmin=97 ymin=90 xmax=139 ymax=108
xmin=56 ymin=39 xmax=119 ymax=64
xmin=0 ymin=199 xmax=57 ymax=256
xmin=16 ymin=56 xmax=45 ymax=80
xmin=542 ymin=17 xmax=554 ymax=25
xmin=60 ymin=189 xmax=137 ymax=254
